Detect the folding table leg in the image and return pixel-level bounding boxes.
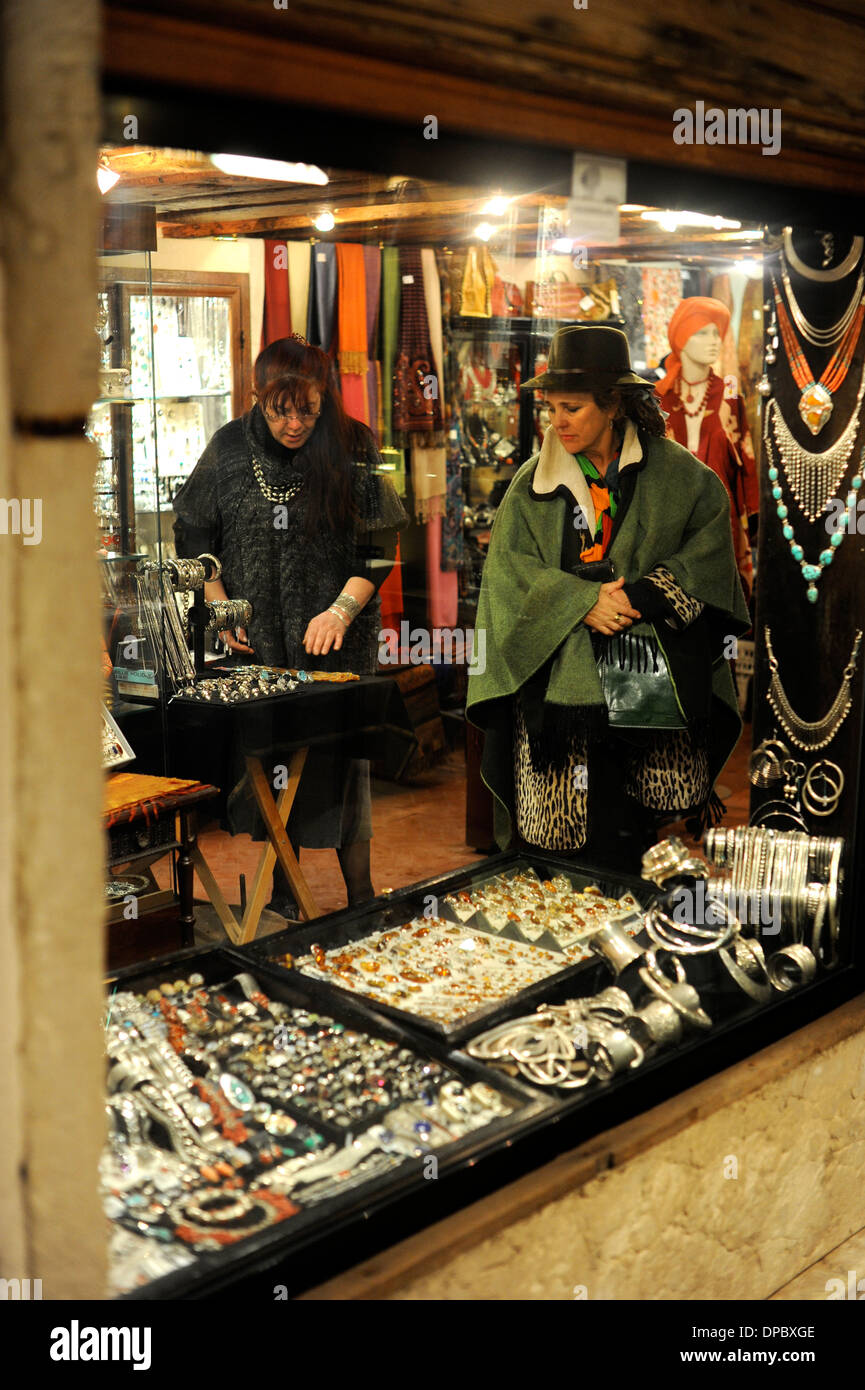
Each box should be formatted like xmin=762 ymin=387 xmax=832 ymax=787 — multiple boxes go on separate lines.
xmin=187 ymin=842 xmax=243 ymax=945
xmin=239 ymin=749 xmax=320 ymax=943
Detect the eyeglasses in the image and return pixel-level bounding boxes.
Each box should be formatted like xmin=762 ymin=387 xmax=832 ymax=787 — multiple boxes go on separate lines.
xmin=263 ymin=407 xmax=321 ymax=423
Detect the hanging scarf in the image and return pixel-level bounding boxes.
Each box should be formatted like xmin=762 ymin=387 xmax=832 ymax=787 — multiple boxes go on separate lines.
xmin=261 ymin=241 xmax=292 ymax=352
xmin=364 ymin=245 xmax=382 ymax=438
xmin=393 ymin=246 xmax=445 ymax=446
xmin=441 ymin=414 xmax=465 ymax=570
xmin=306 ymin=242 xmax=338 ymax=353
xmin=380 ymin=247 xmax=400 ymax=447
xmin=410 ymin=248 xmax=447 ymax=518
xmin=288 ymin=242 xmax=310 ymax=337
xmin=336 ymin=243 xmax=369 ymax=377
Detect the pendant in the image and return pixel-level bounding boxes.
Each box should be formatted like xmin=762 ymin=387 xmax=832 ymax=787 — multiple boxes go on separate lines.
xmin=799 ymin=381 xmax=834 ymax=435
xmin=219 ymin=1073 xmax=255 ymax=1111
xmin=757 ymin=373 xmax=772 ymax=397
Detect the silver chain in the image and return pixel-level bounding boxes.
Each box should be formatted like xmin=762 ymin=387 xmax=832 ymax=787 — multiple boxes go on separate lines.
xmin=777 ymin=267 xmax=864 ymax=347
xmin=249 ymin=448 xmax=306 ymax=505
xmin=765 ymin=625 xmax=863 ymax=750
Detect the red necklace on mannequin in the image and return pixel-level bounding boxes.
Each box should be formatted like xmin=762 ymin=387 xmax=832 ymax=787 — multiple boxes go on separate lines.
xmin=677 ymin=374 xmax=710 ymax=414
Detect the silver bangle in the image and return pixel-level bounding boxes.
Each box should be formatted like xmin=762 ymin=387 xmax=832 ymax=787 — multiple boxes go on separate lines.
xmin=332 ymin=591 xmax=361 ymax=622
xmin=644 ymin=901 xmax=738 ymax=955
xmin=197 ymin=552 xmax=223 ymax=581
xmin=718 ymin=935 xmax=773 ymax=1003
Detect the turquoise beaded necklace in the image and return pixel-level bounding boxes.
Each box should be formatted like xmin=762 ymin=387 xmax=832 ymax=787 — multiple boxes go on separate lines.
xmin=764 ymin=425 xmax=865 ymax=604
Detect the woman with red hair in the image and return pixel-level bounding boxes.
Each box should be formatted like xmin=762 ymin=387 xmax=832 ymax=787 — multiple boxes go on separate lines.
xmin=174 ymin=335 xmax=406 ymax=914
xmin=656 ymin=296 xmax=759 ymax=599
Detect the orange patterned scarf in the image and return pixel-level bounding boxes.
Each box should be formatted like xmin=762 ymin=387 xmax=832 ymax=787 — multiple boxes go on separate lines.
xmin=336 ymin=243 xmax=369 ymax=377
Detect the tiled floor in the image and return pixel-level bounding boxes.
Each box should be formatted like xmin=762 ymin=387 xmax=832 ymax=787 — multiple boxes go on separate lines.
xmin=154 ymin=721 xmax=753 ymax=939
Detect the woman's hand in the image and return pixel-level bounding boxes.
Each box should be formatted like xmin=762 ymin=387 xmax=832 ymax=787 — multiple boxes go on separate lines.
xmin=218 ymin=627 xmax=254 ymax=655
xmin=583 ymin=576 xmax=642 ymax=636
xmin=303 ymin=610 xmax=347 ymax=656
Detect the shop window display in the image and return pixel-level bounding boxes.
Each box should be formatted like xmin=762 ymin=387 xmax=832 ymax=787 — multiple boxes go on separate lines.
xmin=90 ymin=146 xmax=865 ymax=1297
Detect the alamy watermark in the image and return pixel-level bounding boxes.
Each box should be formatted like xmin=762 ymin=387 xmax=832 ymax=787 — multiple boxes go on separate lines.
xmin=379 ymin=623 xmax=486 ymax=674
xmin=669 ymin=882 xmax=781 ymax=933
xmin=673 ymin=102 xmax=781 ymax=157
xmin=0 ymin=497 xmax=41 ymax=545
xmin=825 ymin=1270 xmax=865 ymax=1299
xmin=0 ymin=1277 xmax=42 ymax=1299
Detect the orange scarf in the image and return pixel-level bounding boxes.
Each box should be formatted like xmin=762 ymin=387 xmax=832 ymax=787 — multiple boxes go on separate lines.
xmin=336 ymin=244 xmax=369 ymax=377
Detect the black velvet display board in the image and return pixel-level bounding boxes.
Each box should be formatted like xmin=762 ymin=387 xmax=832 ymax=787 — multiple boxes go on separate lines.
xmin=751 ymin=227 xmax=865 ymax=954
xmin=118 ymin=675 xmax=417 ymax=824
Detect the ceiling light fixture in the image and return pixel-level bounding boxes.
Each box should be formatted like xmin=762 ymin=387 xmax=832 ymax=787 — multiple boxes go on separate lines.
xmin=481 ymin=195 xmax=512 ymax=216
xmin=97 ymin=160 xmax=120 ymax=195
xmin=313 ymin=211 xmax=336 ymax=232
xmin=210 ymin=153 xmax=328 ymax=184
xmin=473 ymin=222 xmax=499 ymax=242
xmin=640 ymin=209 xmax=741 ymax=231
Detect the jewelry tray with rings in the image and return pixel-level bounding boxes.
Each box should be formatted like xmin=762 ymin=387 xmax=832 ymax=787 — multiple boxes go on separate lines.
xmin=104 ymin=944 xmax=551 ymax=1301
xmin=252 ymin=851 xmax=656 ymax=1046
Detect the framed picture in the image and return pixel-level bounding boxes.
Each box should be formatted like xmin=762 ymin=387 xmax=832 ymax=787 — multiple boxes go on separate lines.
xmin=101 ymin=704 xmax=136 ymax=770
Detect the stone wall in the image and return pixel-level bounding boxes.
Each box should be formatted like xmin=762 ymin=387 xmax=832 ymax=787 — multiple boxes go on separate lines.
xmin=0 ymin=0 xmax=106 ymax=1298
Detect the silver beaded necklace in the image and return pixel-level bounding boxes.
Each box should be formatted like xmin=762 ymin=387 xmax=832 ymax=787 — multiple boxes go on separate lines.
xmin=249 ymin=446 xmax=306 ymax=504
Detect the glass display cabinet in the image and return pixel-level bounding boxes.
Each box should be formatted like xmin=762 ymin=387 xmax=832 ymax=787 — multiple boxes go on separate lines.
xmin=91 ymin=257 xmax=250 ymax=560
xmin=91 ymin=255 xmax=251 ymax=708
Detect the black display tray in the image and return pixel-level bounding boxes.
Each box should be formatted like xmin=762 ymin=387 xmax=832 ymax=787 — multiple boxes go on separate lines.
xmin=248 ymin=850 xmax=655 ymax=1046
xmin=105 ymin=945 xmax=552 ymax=1301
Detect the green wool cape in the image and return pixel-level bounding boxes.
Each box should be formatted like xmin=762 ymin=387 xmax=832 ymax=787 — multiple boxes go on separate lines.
xmin=466 ymin=429 xmax=752 ymax=850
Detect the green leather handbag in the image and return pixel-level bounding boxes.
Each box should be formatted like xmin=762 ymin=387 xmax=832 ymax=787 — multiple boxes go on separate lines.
xmin=596 ymin=623 xmax=687 ymax=730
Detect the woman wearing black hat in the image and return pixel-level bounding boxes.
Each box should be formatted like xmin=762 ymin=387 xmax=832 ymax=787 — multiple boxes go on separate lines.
xmin=466 ymin=325 xmax=750 ymax=872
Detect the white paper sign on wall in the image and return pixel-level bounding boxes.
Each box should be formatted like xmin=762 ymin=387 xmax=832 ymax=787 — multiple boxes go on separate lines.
xmin=567 ymin=153 xmax=626 ymax=244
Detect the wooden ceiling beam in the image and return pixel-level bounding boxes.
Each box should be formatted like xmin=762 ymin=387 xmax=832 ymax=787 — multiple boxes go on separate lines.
xmin=103 ymin=8 xmax=865 ymax=194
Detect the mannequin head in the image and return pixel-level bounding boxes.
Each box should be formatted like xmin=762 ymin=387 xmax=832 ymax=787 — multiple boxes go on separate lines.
xmin=680 ymin=322 xmax=723 ymax=374
xmin=656 ymin=296 xmax=731 ymax=396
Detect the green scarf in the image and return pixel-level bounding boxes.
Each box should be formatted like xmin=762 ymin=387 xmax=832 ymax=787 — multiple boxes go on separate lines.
xmin=466 ymin=430 xmax=751 ymax=848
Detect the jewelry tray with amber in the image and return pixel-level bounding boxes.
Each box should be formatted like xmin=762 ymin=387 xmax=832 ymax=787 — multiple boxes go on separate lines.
xmin=104 ymin=945 xmax=550 ymax=1300
xmin=253 ymin=851 xmax=655 ymax=1046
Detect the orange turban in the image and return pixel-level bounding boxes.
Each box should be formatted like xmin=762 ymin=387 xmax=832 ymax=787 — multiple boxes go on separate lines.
xmin=656 ymin=296 xmax=731 ymax=396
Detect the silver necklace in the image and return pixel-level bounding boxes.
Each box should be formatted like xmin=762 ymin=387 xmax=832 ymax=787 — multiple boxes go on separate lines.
xmin=777 ymin=267 xmax=864 ymax=347
xmin=765 ymin=625 xmax=863 ymax=750
xmin=766 ymin=362 xmax=865 ymax=523
xmin=783 ymin=228 xmax=864 ymax=283
xmin=249 ymin=447 xmax=306 ymax=504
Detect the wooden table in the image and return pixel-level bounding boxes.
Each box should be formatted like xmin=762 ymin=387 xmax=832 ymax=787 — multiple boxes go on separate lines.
xmin=104 ymin=773 xmax=220 ymax=962
xmin=160 ymin=675 xmax=416 ymax=944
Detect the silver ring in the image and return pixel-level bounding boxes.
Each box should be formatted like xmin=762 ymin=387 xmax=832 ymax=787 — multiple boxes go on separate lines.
xmin=768 ymin=943 xmax=817 ymax=991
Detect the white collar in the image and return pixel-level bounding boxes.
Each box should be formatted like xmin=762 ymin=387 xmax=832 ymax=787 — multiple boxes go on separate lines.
xmin=531 ymin=421 xmax=643 ymax=536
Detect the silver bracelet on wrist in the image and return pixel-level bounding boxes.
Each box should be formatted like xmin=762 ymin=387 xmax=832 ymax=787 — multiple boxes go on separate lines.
xmin=331 ymin=591 xmax=361 ymax=623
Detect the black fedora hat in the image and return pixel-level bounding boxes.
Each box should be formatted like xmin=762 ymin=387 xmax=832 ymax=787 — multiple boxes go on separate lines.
xmin=522 ymin=325 xmax=653 ymax=392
